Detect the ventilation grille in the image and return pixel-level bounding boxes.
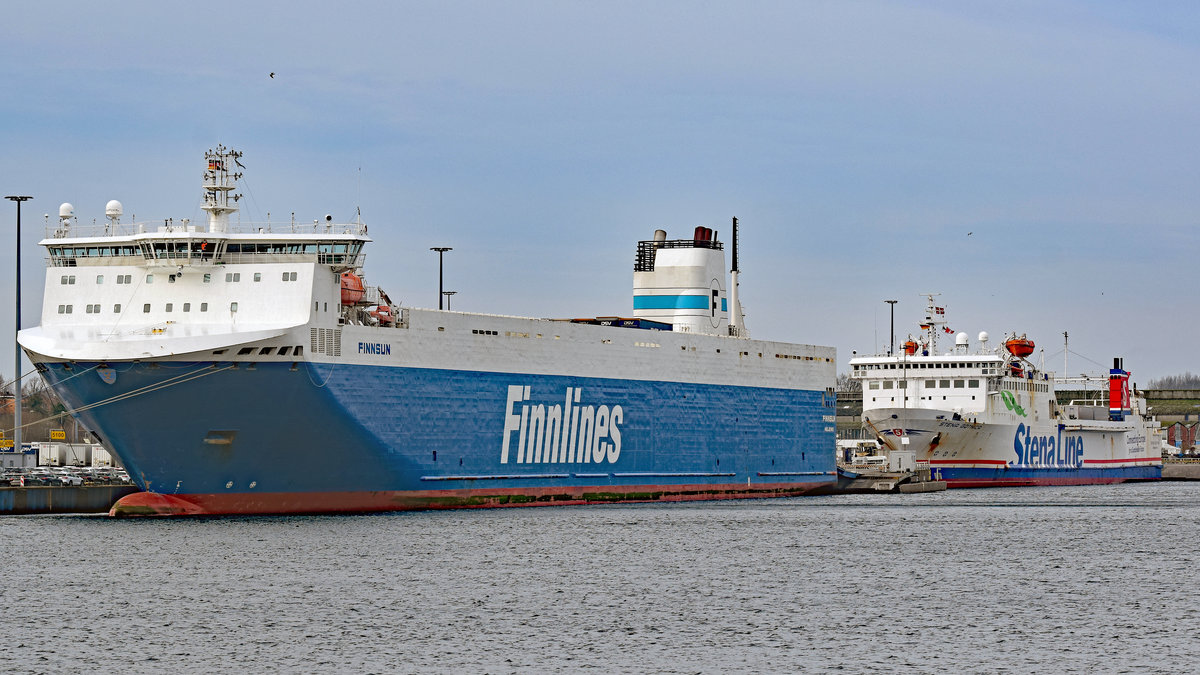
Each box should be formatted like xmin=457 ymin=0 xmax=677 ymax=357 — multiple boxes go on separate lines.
xmin=310 ymin=327 xmax=342 ymax=356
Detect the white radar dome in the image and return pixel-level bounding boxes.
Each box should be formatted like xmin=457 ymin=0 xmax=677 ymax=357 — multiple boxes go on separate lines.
xmin=978 ymin=331 xmax=990 ymax=344
xmin=955 ymin=331 xmax=969 ymax=347
xmin=58 ymin=202 xmax=75 ymax=218
xmin=105 ymin=200 xmax=123 ymax=219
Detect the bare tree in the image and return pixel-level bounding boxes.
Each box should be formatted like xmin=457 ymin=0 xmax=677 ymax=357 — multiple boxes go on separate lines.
xmin=1148 ymin=372 xmax=1200 ymax=389
xmin=837 ymin=372 xmax=861 ymax=392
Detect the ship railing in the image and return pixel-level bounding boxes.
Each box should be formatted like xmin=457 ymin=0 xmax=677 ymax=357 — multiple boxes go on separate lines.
xmin=46 ymin=251 xmax=368 ymax=269
xmin=43 ymin=220 xmax=370 ymax=239
xmin=634 ymin=238 xmax=724 ymax=271
xmin=361 ymin=285 xmax=382 ymax=306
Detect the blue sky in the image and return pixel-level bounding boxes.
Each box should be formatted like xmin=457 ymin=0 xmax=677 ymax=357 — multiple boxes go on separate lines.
xmin=2 ymin=1 xmax=1199 ymax=385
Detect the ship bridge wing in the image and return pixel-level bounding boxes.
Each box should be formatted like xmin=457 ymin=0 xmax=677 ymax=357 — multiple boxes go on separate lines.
xmin=18 ymin=322 xmax=302 ymax=361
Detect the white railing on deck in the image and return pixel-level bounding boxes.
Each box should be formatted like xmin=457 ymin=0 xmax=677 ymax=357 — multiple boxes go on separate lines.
xmin=45 ymin=219 xmax=370 ymax=239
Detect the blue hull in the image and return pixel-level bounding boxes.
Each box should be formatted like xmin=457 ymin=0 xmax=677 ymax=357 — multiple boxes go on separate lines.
xmin=39 ymin=361 xmax=836 ymax=513
xmin=931 ymin=465 xmax=1161 ymax=487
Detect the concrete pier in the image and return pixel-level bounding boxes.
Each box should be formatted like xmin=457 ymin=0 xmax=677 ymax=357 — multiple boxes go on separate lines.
xmin=1162 ymin=461 xmax=1200 ymax=481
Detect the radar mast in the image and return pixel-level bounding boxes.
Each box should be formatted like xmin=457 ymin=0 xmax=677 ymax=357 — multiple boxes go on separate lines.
xmin=201 ymin=145 xmax=242 ymax=233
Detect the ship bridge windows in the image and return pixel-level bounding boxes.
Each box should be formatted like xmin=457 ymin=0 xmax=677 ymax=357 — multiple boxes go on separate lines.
xmin=60 ymin=275 xmax=75 ymax=285
xmin=140 ymin=241 xmax=193 ymax=261
xmin=868 ymin=381 xmax=880 ymax=390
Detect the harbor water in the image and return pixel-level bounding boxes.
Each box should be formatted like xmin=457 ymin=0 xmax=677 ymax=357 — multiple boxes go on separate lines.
xmin=1 ymin=483 xmax=1197 ymax=673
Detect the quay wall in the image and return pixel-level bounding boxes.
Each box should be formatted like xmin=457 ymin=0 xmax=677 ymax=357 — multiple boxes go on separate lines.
xmin=0 ymin=486 xmax=141 ymax=515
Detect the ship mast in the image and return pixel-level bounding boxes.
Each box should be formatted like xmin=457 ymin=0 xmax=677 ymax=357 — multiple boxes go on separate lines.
xmin=920 ymin=293 xmax=945 ymax=353
xmin=201 ymin=145 xmax=242 ymax=233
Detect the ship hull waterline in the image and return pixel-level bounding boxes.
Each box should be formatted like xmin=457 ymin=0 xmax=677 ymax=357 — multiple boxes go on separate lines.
xmin=33 ymin=358 xmax=837 ymax=517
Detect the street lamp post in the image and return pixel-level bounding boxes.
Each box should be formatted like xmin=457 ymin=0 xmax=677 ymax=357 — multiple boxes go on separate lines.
xmin=884 ymin=299 xmax=898 ymax=356
xmin=6 ymin=195 xmax=31 ymax=458
xmin=430 ymin=247 xmax=452 ymax=309
xmin=443 ymin=291 xmax=457 ymax=311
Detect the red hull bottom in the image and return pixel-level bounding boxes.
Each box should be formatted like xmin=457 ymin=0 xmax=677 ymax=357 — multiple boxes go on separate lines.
xmin=110 ymin=480 xmax=839 ymax=517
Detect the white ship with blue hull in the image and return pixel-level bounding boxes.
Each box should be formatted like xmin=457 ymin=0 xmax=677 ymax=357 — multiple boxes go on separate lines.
xmin=848 ymin=297 xmax=1161 ymax=488
xmin=19 ymin=147 xmax=838 ymax=516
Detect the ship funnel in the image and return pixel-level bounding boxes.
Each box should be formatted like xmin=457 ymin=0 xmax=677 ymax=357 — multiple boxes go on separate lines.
xmin=1109 ymin=357 xmax=1131 ymax=422
xmin=633 ymin=226 xmax=729 ymax=335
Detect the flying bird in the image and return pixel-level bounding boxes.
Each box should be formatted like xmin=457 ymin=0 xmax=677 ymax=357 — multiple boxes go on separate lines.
xmin=269 ymin=72 xmax=275 ymax=79
xmin=967 ymin=231 xmax=973 ymax=236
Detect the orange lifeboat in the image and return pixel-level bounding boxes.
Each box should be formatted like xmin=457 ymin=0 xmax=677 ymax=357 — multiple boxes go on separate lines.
xmin=370 ymin=305 xmax=394 ymax=327
xmin=903 ymin=340 xmax=918 ymax=355
xmin=1005 ymin=335 xmax=1035 ymax=358
xmin=340 ymin=272 xmax=365 ymax=305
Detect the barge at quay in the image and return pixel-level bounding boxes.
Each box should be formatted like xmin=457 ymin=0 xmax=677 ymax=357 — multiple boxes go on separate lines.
xmin=19 ymin=147 xmax=838 ymax=516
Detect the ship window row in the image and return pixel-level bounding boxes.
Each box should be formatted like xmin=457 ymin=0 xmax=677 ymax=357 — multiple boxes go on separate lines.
xmin=473 ymin=329 xmax=498 ymax=335
xmin=49 ymin=245 xmax=141 ymax=259
xmin=73 ymin=271 xmax=298 ymax=285
xmin=226 ymin=242 xmax=360 ymax=255
xmin=777 ymin=354 xmax=829 ymax=361
xmin=870 ymin=395 xmax=978 ymax=403
xmin=867 ymin=379 xmax=980 ymax=390
xmin=142 ymin=300 xmax=213 ymax=312
xmin=857 ymin=362 xmax=993 ymax=370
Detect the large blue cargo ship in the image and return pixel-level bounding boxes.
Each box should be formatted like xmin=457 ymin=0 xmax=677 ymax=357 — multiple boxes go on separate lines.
xmin=19 ymin=147 xmax=837 ymax=516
